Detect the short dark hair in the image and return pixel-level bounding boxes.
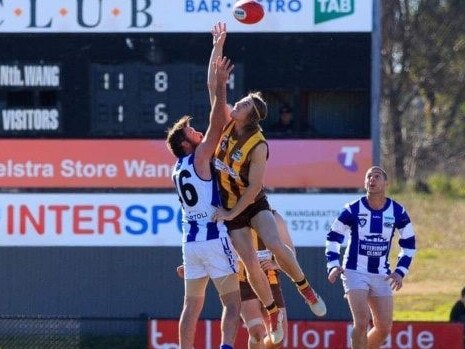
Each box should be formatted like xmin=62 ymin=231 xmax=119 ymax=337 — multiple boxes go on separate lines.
xmin=366 ymin=166 xmax=388 ymax=180
xmin=166 ymin=115 xmax=191 ymax=158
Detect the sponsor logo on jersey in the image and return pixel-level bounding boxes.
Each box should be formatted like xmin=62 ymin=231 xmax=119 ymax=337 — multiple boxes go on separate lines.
xmin=219 ymin=135 xmax=229 ymax=151
xmin=231 ymin=149 xmax=243 ymax=162
xmin=186 ymin=211 xmax=208 ymax=221
xmin=383 ymin=215 xmax=395 ymax=228
xmin=359 ymin=235 xmax=389 ymax=257
xmin=358 ymin=217 xmax=367 ymax=227
xmin=213 ymin=158 xmax=238 ymax=179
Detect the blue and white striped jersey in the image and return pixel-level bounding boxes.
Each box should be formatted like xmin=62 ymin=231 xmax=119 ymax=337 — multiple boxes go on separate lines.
xmin=172 ymin=153 xmax=228 ymax=243
xmin=326 ymin=196 xmax=416 ymax=277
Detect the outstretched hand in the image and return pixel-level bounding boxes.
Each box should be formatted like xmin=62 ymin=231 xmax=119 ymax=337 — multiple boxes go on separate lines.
xmin=212 ymin=22 xmax=227 ymax=47
xmin=214 ymin=56 xmax=234 ymax=86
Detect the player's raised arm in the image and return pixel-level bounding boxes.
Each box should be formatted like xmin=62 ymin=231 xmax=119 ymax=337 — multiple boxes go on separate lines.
xmin=196 ymin=56 xmax=233 ymax=164
xmin=207 ymin=22 xmax=226 ymax=105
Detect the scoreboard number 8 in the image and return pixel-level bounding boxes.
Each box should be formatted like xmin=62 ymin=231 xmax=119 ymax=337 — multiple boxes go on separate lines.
xmin=154 ymin=71 xmax=168 ymax=92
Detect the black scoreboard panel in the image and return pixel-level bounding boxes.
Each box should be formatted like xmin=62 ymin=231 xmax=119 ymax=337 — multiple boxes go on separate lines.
xmin=90 ymin=63 xmax=243 ymax=136
xmin=0 ymin=33 xmax=370 ymax=139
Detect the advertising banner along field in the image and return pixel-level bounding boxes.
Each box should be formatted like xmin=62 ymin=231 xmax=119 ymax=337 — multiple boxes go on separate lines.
xmin=148 ymin=319 xmax=464 ymax=349
xmin=0 ymin=193 xmax=359 ymax=246
xmin=0 ymin=140 xmax=371 ymax=189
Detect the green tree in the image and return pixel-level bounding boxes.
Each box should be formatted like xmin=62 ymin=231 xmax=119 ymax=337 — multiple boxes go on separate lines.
xmin=382 ymin=0 xmax=465 ymax=182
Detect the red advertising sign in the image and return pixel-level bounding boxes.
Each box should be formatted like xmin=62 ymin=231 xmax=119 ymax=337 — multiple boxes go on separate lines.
xmin=266 ymin=140 xmax=372 ymax=188
xmin=148 ymin=319 xmax=464 ymax=349
xmin=0 ymin=139 xmax=371 ymax=189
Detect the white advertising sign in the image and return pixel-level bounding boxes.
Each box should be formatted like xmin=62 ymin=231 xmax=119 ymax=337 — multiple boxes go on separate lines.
xmin=0 ymin=0 xmax=372 ymax=33
xmin=0 ymin=193 xmax=358 ymax=246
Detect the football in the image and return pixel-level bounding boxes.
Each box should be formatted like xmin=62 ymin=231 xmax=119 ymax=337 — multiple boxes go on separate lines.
xmin=233 ymin=0 xmax=264 ymax=25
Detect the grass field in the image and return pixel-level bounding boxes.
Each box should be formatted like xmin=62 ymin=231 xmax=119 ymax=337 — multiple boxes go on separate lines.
xmin=388 ymin=192 xmax=465 ymax=321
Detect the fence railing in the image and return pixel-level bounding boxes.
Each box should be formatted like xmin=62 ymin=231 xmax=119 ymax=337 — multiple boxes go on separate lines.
xmin=0 ymin=316 xmax=147 ymax=349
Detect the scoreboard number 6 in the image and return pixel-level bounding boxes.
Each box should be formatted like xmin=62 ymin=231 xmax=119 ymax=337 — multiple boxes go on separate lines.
xmin=154 ymin=103 xmax=168 ymax=124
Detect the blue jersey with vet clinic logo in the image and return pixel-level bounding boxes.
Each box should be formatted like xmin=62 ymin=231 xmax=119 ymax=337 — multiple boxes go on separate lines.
xmin=326 ymin=196 xmax=416 ymax=277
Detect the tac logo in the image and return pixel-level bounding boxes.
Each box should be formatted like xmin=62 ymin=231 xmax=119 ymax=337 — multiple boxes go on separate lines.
xmin=337 ymin=146 xmax=360 ymax=172
xmin=315 ymin=0 xmax=355 ymax=24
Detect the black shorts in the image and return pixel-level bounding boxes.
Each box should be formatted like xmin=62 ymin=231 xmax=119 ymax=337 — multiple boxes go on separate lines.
xmin=225 ymin=195 xmax=271 ymax=231
xmin=239 ymin=277 xmax=285 ymax=308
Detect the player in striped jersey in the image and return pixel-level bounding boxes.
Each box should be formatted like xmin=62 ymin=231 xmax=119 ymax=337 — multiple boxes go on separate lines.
xmin=326 ymin=166 xmax=416 ymax=349
xmin=176 ymin=210 xmax=291 ymax=349
xmin=166 ymin=55 xmax=239 ymax=349
xmin=208 ymin=23 xmax=326 ymax=346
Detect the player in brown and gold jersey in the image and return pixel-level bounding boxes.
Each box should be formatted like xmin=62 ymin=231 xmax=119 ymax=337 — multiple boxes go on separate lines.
xmin=207 ymin=23 xmax=326 ymax=346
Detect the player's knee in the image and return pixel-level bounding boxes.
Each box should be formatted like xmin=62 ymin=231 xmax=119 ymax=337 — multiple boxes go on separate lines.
xmin=240 ymin=249 xmax=260 ymax=265
xmin=246 ymin=318 xmax=266 ymax=344
xmin=249 ymin=324 xmax=266 ymax=344
xmin=223 ymin=298 xmax=241 ymax=317
xmin=375 ymin=321 xmax=392 ymax=337
xmin=219 ymin=289 xmax=240 ymax=313
xmin=353 ymin=320 xmax=370 ymax=332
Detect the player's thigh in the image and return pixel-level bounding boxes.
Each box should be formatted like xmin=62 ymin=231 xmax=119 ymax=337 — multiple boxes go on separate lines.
xmin=231 ymin=227 xmax=258 ymax=263
xmin=368 ymin=295 xmax=393 ymax=328
xmin=212 ymin=273 xmax=240 ymax=296
xmin=184 ymin=276 xmax=209 ymax=298
xmin=250 ymin=210 xmax=281 ymax=247
xmin=346 ymin=289 xmax=371 ymax=326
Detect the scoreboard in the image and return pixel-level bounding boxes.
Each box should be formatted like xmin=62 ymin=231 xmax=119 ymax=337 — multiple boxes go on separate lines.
xmin=0 ymin=59 xmax=243 ymax=137
xmin=0 ymin=32 xmax=370 ymax=139
xmin=90 ymin=63 xmax=242 ymax=136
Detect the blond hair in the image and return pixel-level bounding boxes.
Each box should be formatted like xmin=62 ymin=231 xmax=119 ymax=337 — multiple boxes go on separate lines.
xmin=245 ymin=91 xmax=267 ymax=133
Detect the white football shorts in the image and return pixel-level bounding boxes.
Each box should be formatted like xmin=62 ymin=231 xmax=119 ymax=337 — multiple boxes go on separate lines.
xmin=182 ymin=237 xmax=238 ymax=280
xmin=341 ymin=269 xmax=393 ymax=297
